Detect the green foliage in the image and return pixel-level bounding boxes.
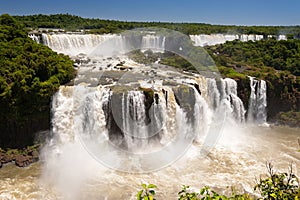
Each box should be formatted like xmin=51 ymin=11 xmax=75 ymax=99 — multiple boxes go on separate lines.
xmin=217 ymin=66 xmax=247 ymax=80
xmin=254 ymin=162 xmax=300 ymax=200
xmin=207 ymin=39 xmax=300 ymax=121
xmin=207 ymin=39 xmax=300 ymax=76
xmin=274 ymin=111 xmax=300 ymax=127
xmin=136 ymin=183 xmax=157 ymax=200
xmin=13 ymin=14 xmax=300 ymax=36
xmin=0 ymin=14 xmax=74 ymax=131
xmin=160 ymin=51 xmax=195 ymax=72
xmin=178 ymin=185 xmax=250 ymax=200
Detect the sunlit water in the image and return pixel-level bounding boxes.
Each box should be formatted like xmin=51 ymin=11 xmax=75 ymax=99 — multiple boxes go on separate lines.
xmin=1 ymin=126 xmax=299 ymax=200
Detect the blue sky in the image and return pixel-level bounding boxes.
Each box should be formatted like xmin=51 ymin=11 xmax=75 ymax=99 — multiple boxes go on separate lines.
xmin=1 ymin=0 xmax=300 ymax=25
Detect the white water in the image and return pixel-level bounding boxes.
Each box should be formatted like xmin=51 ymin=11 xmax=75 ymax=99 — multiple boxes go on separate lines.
xmin=1 ymin=126 xmax=299 ymax=199
xmin=31 ymin=33 xmax=288 ymax=53
xmin=190 ymin=34 xmax=287 ymax=46
xmin=122 ymin=91 xmax=148 ymax=149
xmin=32 ymin=33 xmax=166 ymax=56
xmin=35 ymin=33 xmax=123 ymax=56
xmin=141 ymin=35 xmax=165 ymax=52
xmin=247 ymin=76 xmax=267 ymax=125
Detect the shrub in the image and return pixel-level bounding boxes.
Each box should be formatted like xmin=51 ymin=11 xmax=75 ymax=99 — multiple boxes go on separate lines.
xmin=254 ymin=162 xmax=300 ymax=200
xmin=136 ymin=183 xmax=157 ymax=200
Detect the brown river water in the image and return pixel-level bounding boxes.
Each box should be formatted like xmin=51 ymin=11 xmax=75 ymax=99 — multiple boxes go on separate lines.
xmin=0 ymin=126 xmax=299 ymax=200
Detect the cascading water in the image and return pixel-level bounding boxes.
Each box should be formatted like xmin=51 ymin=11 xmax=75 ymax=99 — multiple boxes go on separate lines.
xmin=190 ymin=34 xmax=239 ymax=46
xmin=221 ymin=78 xmax=246 ymax=122
xmin=49 ymin=70 xmax=250 ymax=153
xmin=190 ymin=34 xmax=287 ymax=46
xmin=141 ymin=35 xmax=166 ymax=52
xmin=122 ymin=91 xmax=149 ymax=150
xmin=29 ymin=33 xmax=288 ymax=52
xmin=247 ymin=76 xmax=267 ymax=125
xmin=33 ymin=33 xmax=126 ymax=56
xmin=206 ymin=78 xmax=245 ymax=123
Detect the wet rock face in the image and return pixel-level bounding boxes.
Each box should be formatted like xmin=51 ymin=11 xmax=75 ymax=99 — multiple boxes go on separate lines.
xmin=173 ymin=85 xmax=196 ymax=122
xmin=236 ymin=78 xmax=251 ymax=111
xmin=103 ymin=92 xmax=124 ymax=143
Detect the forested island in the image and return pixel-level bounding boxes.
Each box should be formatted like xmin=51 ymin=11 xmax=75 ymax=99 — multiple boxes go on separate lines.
xmin=0 ymin=13 xmax=299 ymax=161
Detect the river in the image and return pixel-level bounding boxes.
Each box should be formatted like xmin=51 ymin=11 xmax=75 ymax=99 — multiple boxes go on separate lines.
xmin=1 ymin=126 xmax=299 ymax=200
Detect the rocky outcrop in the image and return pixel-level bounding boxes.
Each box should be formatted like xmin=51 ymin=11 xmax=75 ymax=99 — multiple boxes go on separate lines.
xmin=173 ymin=84 xmax=196 ymax=122
xmin=0 ymin=146 xmax=39 ymax=168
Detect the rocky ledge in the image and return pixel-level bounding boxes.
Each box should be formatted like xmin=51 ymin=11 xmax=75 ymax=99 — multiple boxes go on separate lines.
xmin=0 ymin=145 xmax=39 ymax=168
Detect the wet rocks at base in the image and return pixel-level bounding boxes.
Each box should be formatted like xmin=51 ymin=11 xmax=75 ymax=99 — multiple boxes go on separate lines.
xmin=0 ymin=146 xmax=39 ymax=168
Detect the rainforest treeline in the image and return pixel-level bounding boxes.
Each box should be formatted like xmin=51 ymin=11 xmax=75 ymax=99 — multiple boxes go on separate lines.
xmin=0 ymin=14 xmax=75 ymax=147
xmin=14 ymin=14 xmax=300 ymax=36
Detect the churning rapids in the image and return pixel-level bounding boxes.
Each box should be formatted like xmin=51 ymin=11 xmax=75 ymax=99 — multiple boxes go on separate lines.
xmin=1 ymin=32 xmax=299 ymax=200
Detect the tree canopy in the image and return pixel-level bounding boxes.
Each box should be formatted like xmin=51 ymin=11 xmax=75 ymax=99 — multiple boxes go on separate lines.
xmin=0 ymin=14 xmax=75 ymax=121
xmin=14 ymin=14 xmax=300 ymax=36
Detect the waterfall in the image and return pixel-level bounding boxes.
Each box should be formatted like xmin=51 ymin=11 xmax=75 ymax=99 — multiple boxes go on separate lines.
xmin=141 ymin=35 xmax=165 ymax=52
xmin=47 ymin=72 xmax=270 ymax=174
xmin=28 ymin=34 xmax=40 ymax=43
xmin=193 ymin=87 xmax=210 ymax=142
xmin=247 ymin=76 xmax=267 ymax=124
xmin=206 ymin=78 xmax=245 ymax=123
xmin=207 ymin=78 xmax=221 ymax=109
xmin=31 ymin=33 xmax=167 ymax=56
xmin=122 ymin=91 xmax=148 ymax=150
xmin=190 ymin=34 xmax=285 ymax=47
xmin=190 ymin=34 xmax=239 ymax=46
xmin=36 ymin=29 xmax=269 ymax=172
xmin=50 ymin=77 xmax=246 ymax=144
xmin=29 ymin=33 xmax=289 ymax=53
xmin=239 ymin=34 xmax=264 ymax=42
xmin=221 ymin=78 xmax=246 ymax=122
xmin=32 ymin=33 xmax=125 ymax=56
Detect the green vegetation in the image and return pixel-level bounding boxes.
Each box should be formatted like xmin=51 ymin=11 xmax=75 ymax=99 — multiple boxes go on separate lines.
xmin=137 ymin=183 xmax=157 ymax=200
xmin=13 ymin=14 xmax=300 ymax=36
xmin=207 ymin=39 xmax=300 ymax=76
xmin=0 ymin=14 xmax=75 ymax=148
xmin=254 ymin=163 xmax=299 ymax=200
xmin=274 ymin=111 xmax=300 ymax=127
xmin=206 ymin=39 xmax=300 ymax=125
xmin=160 ymin=51 xmax=195 ymax=72
xmin=136 ymin=164 xmax=300 ymax=199
xmin=128 ymin=50 xmax=195 ymax=72
xmin=178 ymin=185 xmax=251 ymax=200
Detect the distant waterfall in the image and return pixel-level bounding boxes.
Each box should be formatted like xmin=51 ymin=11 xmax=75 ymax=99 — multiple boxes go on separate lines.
xmin=247 ymin=76 xmax=267 ymax=124
xmin=141 ymin=35 xmax=165 ymax=52
xmin=32 ymin=33 xmax=125 ymax=56
xmin=30 ymin=33 xmax=288 ymax=54
xmin=190 ymin=34 xmax=239 ymax=46
xmin=190 ymin=34 xmax=287 ymax=47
